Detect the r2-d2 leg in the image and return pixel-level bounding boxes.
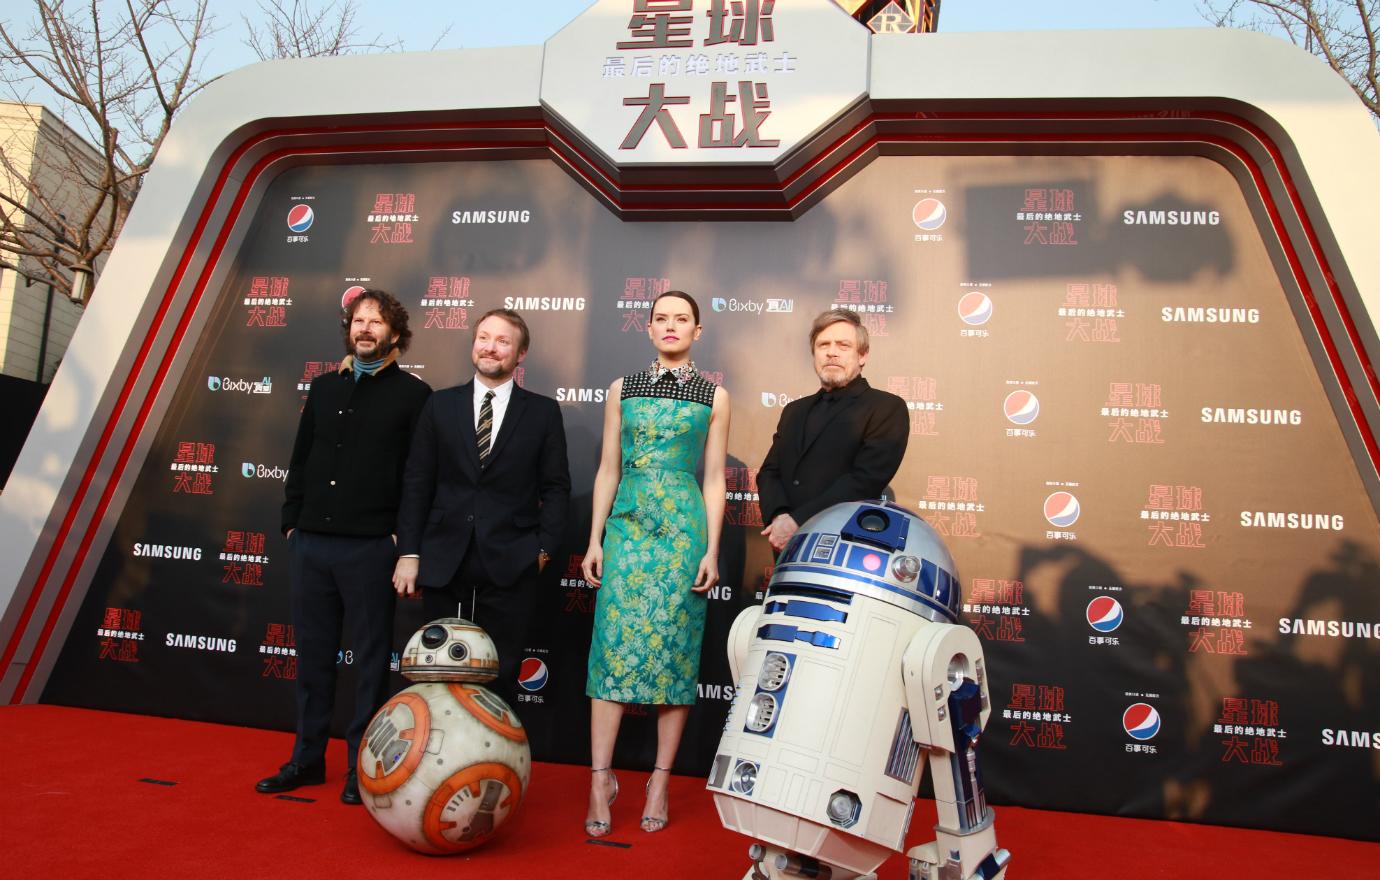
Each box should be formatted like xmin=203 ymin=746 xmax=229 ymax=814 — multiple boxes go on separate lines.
xmin=740 ymin=843 xmax=877 ymax=880
xmin=902 ymin=622 xmax=1011 ymax=880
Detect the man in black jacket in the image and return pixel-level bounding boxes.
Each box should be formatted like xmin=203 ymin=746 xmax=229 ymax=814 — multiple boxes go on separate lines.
xmin=758 ymin=308 xmax=909 ymax=551
xmin=256 ymin=289 xmax=431 ymax=804
xmin=392 ymin=308 xmax=570 ymax=704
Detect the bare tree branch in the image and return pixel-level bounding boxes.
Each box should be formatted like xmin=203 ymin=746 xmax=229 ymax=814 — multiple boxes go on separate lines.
xmin=0 ymin=1 xmax=219 ymax=301
xmin=0 ymin=0 xmax=409 ymax=305
xmin=1200 ymin=0 xmax=1379 ymax=120
xmin=243 ymin=0 xmax=402 ymax=60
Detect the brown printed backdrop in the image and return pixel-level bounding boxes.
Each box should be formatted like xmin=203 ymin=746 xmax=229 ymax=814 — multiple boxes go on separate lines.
xmin=43 ymin=154 xmax=1380 ymax=840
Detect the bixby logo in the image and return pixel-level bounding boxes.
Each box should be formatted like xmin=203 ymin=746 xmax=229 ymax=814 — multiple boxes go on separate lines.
xmin=208 ymin=375 xmax=272 ymax=394
xmin=712 ymin=297 xmax=728 ymax=312
xmin=761 ymin=392 xmax=797 ymax=408
xmin=242 ymin=462 xmax=289 ymax=481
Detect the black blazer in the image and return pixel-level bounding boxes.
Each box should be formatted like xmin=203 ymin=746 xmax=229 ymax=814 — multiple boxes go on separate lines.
xmin=757 ymin=376 xmax=909 ymax=527
xmin=396 ymin=380 xmax=571 ymax=588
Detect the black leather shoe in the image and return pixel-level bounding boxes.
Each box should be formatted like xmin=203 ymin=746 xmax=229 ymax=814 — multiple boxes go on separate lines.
xmin=341 ymin=769 xmax=362 ymax=805
xmin=255 ymin=762 xmax=325 ymax=794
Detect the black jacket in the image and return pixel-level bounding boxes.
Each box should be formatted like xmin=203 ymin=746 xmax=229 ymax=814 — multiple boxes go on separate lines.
xmin=282 ymin=359 xmax=432 ymax=537
xmin=757 ymin=376 xmax=909 ymax=526
xmin=395 ymin=380 xmax=571 ymax=589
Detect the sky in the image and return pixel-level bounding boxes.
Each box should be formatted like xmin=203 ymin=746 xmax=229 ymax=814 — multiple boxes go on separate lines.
xmin=200 ymin=0 xmax=1218 ymax=75
xmin=0 ymin=0 xmax=1231 ymax=143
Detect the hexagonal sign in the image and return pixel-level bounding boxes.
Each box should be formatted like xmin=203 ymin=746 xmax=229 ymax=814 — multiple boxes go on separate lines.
xmin=542 ymin=0 xmax=871 ymax=167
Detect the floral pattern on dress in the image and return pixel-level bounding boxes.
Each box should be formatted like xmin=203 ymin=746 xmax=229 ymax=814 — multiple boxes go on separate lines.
xmin=586 ymin=375 xmax=714 ymax=705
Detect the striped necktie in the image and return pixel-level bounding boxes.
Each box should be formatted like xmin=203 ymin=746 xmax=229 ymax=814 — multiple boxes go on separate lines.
xmin=477 ymin=390 xmax=495 ymax=463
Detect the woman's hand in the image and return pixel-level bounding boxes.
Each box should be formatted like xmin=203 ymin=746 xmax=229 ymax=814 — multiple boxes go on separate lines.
xmin=581 ymin=544 xmax=604 ymax=587
xmin=692 ymin=553 xmax=718 ymax=593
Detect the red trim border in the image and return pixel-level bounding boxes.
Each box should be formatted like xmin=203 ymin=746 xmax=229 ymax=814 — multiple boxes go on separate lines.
xmin=5 ymin=109 xmax=1375 ymax=702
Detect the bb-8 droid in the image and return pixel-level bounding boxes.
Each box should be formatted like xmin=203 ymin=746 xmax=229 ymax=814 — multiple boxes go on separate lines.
xmin=709 ymin=501 xmax=1011 ymax=880
xmin=358 ymin=618 xmax=530 ymax=854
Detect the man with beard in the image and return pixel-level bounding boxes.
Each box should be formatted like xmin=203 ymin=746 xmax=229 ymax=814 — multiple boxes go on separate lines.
xmin=257 ymin=289 xmax=431 ymax=804
xmin=393 ymin=309 xmax=570 ymax=703
xmin=758 ymin=308 xmax=910 ymax=552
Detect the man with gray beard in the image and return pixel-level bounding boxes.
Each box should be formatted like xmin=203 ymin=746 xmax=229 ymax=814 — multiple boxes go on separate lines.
xmin=758 ymin=308 xmax=910 ymax=551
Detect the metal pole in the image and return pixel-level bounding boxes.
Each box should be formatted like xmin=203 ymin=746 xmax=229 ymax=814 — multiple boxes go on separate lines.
xmin=36 ymin=247 xmax=56 ymax=384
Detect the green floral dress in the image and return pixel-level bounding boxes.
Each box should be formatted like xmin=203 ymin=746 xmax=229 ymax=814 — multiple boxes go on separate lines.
xmin=586 ymin=363 xmax=717 ymax=705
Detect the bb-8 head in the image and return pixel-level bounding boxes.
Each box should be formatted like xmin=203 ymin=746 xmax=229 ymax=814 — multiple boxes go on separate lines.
xmin=400 ymin=617 xmax=500 ymax=682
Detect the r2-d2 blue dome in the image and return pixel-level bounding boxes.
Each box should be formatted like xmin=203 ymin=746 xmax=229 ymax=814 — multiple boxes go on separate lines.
xmin=710 ymin=500 xmax=1010 ymax=880
xmin=771 ymin=500 xmax=961 ymax=625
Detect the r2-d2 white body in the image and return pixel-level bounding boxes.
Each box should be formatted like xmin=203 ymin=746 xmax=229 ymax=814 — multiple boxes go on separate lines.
xmin=710 ymin=501 xmax=1010 ymax=880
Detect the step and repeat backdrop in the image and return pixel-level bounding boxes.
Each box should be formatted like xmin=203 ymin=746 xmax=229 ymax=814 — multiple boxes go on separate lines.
xmin=43 ymin=153 xmax=1379 ymax=839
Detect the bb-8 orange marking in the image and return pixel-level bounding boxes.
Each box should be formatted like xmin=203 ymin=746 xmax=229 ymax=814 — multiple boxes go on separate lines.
xmin=447 ymin=683 xmax=527 ymax=743
xmin=421 ymin=762 xmax=525 ymax=852
xmin=358 ymin=691 xmax=431 ymax=795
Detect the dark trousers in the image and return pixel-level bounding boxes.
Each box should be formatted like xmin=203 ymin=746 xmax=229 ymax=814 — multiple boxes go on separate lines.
xmin=289 ymin=530 xmax=397 ymax=771
xmin=422 ymin=545 xmax=536 ymax=706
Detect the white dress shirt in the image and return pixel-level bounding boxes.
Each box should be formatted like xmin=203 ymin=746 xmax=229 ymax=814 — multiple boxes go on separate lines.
xmin=474 ymin=375 xmax=516 ymax=443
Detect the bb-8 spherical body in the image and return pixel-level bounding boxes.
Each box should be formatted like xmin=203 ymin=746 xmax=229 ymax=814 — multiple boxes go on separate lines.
xmin=358 ymin=618 xmax=531 ymax=854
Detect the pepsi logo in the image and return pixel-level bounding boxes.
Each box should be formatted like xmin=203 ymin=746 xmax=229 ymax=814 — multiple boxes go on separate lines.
xmin=1086 ymin=596 xmax=1124 ymax=633
xmin=1123 ymin=703 xmax=1161 ymax=740
xmin=912 ymin=198 xmax=947 ymax=231
xmin=341 ymin=285 xmax=365 ymax=310
xmin=1044 ymin=492 xmax=1080 ymax=527
xmin=1004 ymin=390 xmax=1040 ymax=425
xmin=517 ymin=657 xmax=549 ymax=692
xmin=958 ymin=292 xmax=992 ymax=326
xmin=286 ymin=204 xmax=314 ymax=233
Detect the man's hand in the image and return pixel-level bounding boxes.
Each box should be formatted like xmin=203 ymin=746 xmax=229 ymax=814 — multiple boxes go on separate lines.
xmin=760 ymin=513 xmax=799 ymax=551
xmin=538 ymin=551 xmax=551 ymax=573
xmin=393 ymin=556 xmax=420 ymax=597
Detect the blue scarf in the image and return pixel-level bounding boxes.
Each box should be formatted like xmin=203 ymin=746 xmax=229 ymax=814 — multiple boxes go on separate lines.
xmin=352 ymin=356 xmax=385 ymax=380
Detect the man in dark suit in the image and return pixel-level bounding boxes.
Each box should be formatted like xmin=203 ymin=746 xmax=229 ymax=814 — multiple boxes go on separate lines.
xmin=758 ymin=308 xmax=910 ymax=551
xmin=393 ymin=308 xmax=571 ymax=702
xmin=258 ymin=288 xmax=431 ymax=804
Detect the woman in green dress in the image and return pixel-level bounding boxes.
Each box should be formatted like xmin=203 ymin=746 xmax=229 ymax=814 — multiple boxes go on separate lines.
xmin=581 ymin=290 xmax=730 ymax=837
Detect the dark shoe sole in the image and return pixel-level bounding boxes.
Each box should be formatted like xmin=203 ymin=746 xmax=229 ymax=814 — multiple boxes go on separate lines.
xmin=255 ymin=771 xmax=326 ymax=794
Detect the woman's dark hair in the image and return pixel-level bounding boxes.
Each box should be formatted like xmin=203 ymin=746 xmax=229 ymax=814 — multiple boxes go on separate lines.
xmin=649 ymin=289 xmax=700 ymax=325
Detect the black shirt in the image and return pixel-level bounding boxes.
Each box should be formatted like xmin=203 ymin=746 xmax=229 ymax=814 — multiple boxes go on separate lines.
xmin=282 ymin=360 xmax=432 ymax=537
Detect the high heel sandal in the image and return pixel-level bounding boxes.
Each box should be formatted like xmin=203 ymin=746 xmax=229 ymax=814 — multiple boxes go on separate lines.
xmin=641 ymin=765 xmax=673 ymax=833
xmin=585 ymin=767 xmax=619 ymax=838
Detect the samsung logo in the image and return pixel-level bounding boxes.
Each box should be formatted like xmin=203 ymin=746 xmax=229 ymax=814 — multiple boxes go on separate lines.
xmin=503 ymin=296 xmax=585 ymax=311
xmin=1321 ymin=729 xmax=1380 ymax=749
xmin=1201 ymin=408 xmax=1301 ymax=425
xmin=1279 ymin=618 xmax=1376 ymax=639
xmin=452 ymin=209 xmax=531 ymax=224
xmin=132 ymin=543 xmax=203 ymax=561
xmin=557 ymin=387 xmax=607 ymax=403
xmin=1162 ymin=307 xmax=1259 ymax=324
xmin=1123 ymin=209 xmax=1221 ymax=225
xmin=1240 ymin=512 xmax=1344 ymax=530
xmin=696 ymin=682 xmax=739 ymax=701
xmin=165 ymin=633 xmax=238 ymax=653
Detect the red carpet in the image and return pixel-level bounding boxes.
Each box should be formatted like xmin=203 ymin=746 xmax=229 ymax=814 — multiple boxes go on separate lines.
xmin=3 ymin=705 xmax=1374 ymax=878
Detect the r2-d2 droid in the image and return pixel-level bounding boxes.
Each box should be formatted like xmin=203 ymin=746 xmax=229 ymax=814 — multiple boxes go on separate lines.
xmin=357 ymin=619 xmax=531 ymax=854
xmin=710 ymin=501 xmax=1010 ymax=880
